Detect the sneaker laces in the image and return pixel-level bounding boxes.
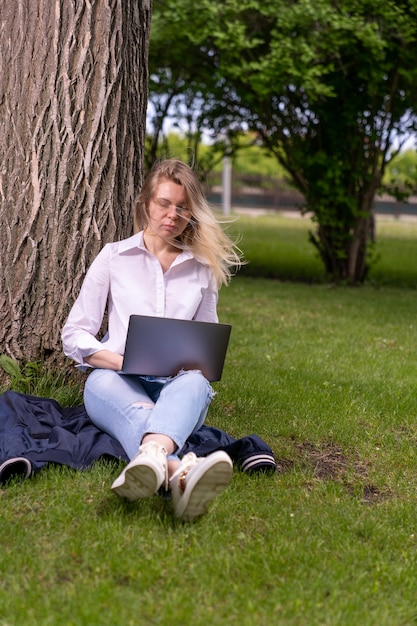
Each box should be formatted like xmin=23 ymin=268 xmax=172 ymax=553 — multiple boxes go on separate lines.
xmin=170 ymin=452 xmax=198 ymax=494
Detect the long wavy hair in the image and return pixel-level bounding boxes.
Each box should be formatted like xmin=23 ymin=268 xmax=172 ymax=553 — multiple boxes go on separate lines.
xmin=134 ymin=158 xmax=244 ymax=288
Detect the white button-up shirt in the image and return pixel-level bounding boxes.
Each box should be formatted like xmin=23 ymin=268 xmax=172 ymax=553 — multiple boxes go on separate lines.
xmin=62 ymin=231 xmax=218 ymax=365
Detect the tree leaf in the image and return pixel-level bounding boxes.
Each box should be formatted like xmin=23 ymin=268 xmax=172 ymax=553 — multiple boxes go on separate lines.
xmin=0 ymin=355 xmax=23 ymax=380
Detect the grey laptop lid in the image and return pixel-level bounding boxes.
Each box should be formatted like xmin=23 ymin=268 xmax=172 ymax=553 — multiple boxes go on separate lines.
xmin=122 ymin=315 xmax=232 ymax=382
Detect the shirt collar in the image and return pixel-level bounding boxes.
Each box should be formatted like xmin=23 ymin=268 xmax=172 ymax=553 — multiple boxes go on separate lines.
xmin=118 ymin=231 xmax=195 ymax=262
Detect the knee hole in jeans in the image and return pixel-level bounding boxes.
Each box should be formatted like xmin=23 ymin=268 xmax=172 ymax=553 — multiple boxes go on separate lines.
xmin=132 ymin=400 xmax=155 ymax=409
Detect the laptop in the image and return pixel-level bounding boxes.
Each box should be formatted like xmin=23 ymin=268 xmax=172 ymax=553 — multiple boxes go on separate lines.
xmin=121 ymin=315 xmax=232 ymax=381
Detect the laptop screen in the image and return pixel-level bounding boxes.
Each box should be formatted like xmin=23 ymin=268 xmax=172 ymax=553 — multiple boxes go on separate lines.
xmin=122 ymin=315 xmax=232 ymax=382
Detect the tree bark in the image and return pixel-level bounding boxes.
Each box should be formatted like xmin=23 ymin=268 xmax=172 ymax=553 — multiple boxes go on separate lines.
xmin=0 ymin=0 xmax=151 ymax=363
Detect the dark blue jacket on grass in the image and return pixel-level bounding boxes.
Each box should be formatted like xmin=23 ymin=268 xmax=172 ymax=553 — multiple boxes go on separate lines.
xmin=0 ymin=391 xmax=276 ymax=484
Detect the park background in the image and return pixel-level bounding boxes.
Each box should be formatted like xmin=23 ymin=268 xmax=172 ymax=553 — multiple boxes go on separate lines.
xmin=1 ymin=211 xmax=416 ymax=625
xmin=0 ymin=0 xmax=417 ymax=626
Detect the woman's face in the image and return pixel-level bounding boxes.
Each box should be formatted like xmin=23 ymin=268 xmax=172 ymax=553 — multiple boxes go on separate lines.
xmin=147 ymin=179 xmax=192 ymax=240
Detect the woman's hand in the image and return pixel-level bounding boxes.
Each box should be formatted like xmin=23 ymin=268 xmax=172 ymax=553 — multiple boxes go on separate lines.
xmin=84 ymin=350 xmax=124 ymax=371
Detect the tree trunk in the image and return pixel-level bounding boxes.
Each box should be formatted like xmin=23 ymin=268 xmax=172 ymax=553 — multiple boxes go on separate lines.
xmin=311 ymin=210 xmax=375 ymax=284
xmin=0 ymin=0 xmax=151 ymax=363
xmin=347 ymin=212 xmax=375 ymax=283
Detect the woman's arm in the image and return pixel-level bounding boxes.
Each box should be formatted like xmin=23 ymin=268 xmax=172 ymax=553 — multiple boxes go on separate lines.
xmin=62 ymin=245 xmax=112 ymax=365
xmin=84 ymin=350 xmax=124 ymax=371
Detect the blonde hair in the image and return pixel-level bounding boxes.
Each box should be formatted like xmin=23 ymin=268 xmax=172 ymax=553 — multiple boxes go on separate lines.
xmin=135 ymin=158 xmax=244 ymax=288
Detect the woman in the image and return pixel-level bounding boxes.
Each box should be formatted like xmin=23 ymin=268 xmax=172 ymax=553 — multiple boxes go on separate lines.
xmin=62 ymin=158 xmax=243 ymax=521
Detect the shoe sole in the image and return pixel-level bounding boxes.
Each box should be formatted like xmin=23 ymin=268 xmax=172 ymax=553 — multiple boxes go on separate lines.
xmin=111 ymin=463 xmax=162 ymax=501
xmin=176 ymin=457 xmax=233 ymax=521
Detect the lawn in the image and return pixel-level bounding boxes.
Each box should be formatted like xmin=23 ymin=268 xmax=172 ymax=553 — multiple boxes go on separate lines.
xmin=1 ymin=213 xmax=417 ymax=625
xmin=229 ymin=210 xmax=417 ymax=287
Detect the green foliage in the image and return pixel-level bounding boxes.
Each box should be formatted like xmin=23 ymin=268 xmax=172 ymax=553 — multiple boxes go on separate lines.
xmin=155 ymin=131 xmax=287 ymax=181
xmin=0 ymin=355 xmax=83 ymax=406
xmin=149 ymin=0 xmax=417 ymax=283
xmin=383 ymin=148 xmax=417 ymax=191
xmin=216 ymin=134 xmax=287 ymax=179
xmin=0 ymin=354 xmax=23 ymax=382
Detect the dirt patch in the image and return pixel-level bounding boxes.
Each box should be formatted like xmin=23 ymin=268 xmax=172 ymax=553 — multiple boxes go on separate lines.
xmin=294 ymin=441 xmax=366 ymax=480
xmin=276 ymin=440 xmax=389 ymax=504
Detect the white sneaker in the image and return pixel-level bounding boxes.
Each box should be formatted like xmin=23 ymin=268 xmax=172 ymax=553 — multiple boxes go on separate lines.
xmin=111 ymin=441 xmax=167 ymax=501
xmin=170 ymin=451 xmax=233 ymax=521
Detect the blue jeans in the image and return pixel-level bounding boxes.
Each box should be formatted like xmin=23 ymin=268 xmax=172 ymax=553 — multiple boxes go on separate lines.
xmin=84 ymin=369 xmax=214 ymax=461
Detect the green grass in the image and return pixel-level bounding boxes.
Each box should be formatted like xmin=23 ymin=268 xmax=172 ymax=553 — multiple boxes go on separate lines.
xmin=228 ymin=211 xmax=417 ymax=287
xmin=1 ymin=214 xmax=417 ymax=625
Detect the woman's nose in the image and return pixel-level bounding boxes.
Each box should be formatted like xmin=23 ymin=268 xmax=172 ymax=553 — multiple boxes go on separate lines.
xmin=166 ymin=206 xmax=179 ymax=219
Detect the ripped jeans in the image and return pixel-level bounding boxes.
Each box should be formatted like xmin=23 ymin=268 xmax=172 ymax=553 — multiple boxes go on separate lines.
xmin=83 ymin=369 xmax=214 ymax=461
